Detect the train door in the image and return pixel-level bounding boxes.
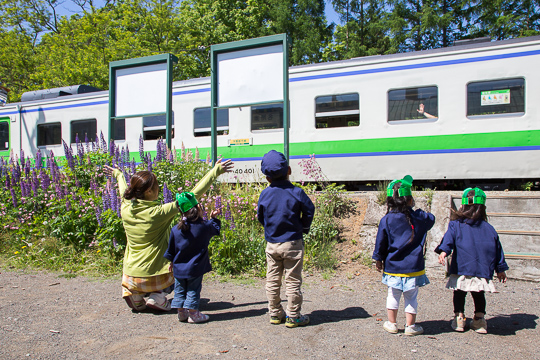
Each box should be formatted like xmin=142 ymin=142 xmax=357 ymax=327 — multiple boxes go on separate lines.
xmin=0 ymin=117 xmax=10 ymax=158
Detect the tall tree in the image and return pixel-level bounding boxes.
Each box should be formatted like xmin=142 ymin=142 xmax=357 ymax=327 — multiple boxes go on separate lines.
xmin=265 ymin=0 xmax=333 ymax=65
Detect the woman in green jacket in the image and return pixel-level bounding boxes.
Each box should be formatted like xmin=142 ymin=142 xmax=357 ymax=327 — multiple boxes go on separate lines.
xmin=104 ymin=159 xmax=233 ymax=311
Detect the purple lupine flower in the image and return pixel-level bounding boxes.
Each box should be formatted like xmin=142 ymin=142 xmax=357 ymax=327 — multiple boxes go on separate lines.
xmin=55 ymin=184 xmax=64 ymax=199
xmin=100 ymin=132 xmax=107 ymax=152
xmin=102 ymin=186 xmax=111 ymax=211
xmin=5 ymin=174 xmax=11 ymax=190
xmin=85 ymin=133 xmax=90 ymax=153
xmin=76 ymin=134 xmax=84 ymax=163
xmin=39 ymin=169 xmax=50 ymax=191
xmin=168 ymin=148 xmax=174 ymax=163
xmin=147 ymin=160 xmax=152 ymax=172
xmin=24 ymin=158 xmax=31 ymax=177
xmin=95 ymin=205 xmax=103 ymax=227
xmin=120 ymin=147 xmax=126 ymax=170
xmin=108 ymin=139 xmax=114 ymax=157
xmin=20 ymin=180 xmax=27 ymax=198
xmin=130 ymin=159 xmax=136 ymax=175
xmin=20 ymin=149 xmax=25 ymax=164
xmin=35 ymin=150 xmax=42 ymax=169
xmin=31 ymin=170 xmax=39 ymax=194
xmin=75 ymin=178 xmax=81 ymax=188
xmin=125 ymin=145 xmax=130 ymax=164
xmin=229 ymin=215 xmax=236 ymax=230
xmin=10 ymin=188 xmax=17 ymax=207
xmin=215 ymin=195 xmax=223 ymax=212
xmin=124 ymin=169 xmax=131 ymax=185
xmin=163 ymin=183 xmax=173 ymax=203
xmin=225 ymin=203 xmax=232 ymax=221
xmin=139 ymin=135 xmax=144 ymax=161
xmin=155 ymin=138 xmax=163 ymax=162
xmin=62 ymin=140 xmax=75 ymax=170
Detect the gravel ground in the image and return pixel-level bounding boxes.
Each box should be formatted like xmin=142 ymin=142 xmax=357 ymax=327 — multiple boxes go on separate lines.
xmin=1 ymin=268 xmax=539 ymax=360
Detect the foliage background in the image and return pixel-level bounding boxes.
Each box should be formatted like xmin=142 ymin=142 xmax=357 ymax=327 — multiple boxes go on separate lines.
xmin=1 ymin=0 xmax=540 ymax=101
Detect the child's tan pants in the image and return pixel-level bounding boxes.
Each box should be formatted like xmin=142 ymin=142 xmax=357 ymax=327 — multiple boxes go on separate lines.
xmin=265 ymin=240 xmax=304 ymax=318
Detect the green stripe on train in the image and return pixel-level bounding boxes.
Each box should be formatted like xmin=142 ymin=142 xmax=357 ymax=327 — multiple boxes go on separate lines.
xmin=192 ymin=129 xmax=540 ymax=159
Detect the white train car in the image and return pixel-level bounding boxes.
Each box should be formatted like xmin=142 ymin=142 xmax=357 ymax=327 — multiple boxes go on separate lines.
xmin=1 ymin=35 xmax=540 ymax=187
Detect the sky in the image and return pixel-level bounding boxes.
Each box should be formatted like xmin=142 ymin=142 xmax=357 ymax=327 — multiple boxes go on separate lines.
xmin=325 ymin=2 xmax=342 ymax=25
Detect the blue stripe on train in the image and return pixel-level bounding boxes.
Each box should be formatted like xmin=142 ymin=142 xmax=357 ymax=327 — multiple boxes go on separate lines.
xmin=224 ymin=145 xmax=540 ymax=162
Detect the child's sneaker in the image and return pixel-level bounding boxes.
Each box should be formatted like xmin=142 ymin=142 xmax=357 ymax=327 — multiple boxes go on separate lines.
xmin=383 ymin=321 xmax=398 ymax=334
xmin=270 ymin=313 xmax=285 ymax=325
xmin=178 ymin=308 xmax=189 ymax=322
xmin=451 ymin=315 xmax=466 ymax=332
xmin=404 ymin=324 xmax=424 ymax=336
xmin=188 ymin=310 xmax=209 ymax=323
xmin=285 ymin=314 xmax=310 ymax=328
xmin=471 ymin=316 xmax=488 ymax=334
xmin=124 ymin=294 xmax=146 ymax=311
xmin=146 ymin=292 xmax=171 ymax=311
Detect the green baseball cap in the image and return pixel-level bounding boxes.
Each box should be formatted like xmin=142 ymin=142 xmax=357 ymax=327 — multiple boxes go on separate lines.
xmin=461 ymin=187 xmax=486 ymax=205
xmin=387 ymin=175 xmax=413 ymax=197
xmin=176 ymin=192 xmax=198 ymax=213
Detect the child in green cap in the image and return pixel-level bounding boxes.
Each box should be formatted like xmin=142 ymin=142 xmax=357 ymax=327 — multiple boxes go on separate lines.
xmin=164 ymin=192 xmax=221 ymax=323
xmin=372 ymin=175 xmax=435 ymax=336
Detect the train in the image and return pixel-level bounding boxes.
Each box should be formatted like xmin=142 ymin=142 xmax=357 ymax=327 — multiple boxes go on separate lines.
xmin=1 ymin=35 xmax=540 ymax=189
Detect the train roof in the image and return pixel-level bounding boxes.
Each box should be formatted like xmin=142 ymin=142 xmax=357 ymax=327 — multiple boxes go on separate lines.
xmin=291 ymin=35 xmax=540 ymax=70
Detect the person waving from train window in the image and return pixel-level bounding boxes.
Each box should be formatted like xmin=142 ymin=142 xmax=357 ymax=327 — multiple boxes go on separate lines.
xmin=103 ymin=158 xmax=233 ymax=312
xmin=417 ymin=103 xmax=437 ymax=119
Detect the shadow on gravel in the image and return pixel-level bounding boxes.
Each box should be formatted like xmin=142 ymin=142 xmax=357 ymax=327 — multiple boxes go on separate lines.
xmin=488 ymin=313 xmax=538 ymax=336
xmin=419 ymin=320 xmax=453 ymax=335
xmin=421 ymin=313 xmax=538 ymax=336
xmin=198 ymin=299 xmax=269 ymax=322
xmin=308 ymin=307 xmax=370 ymax=325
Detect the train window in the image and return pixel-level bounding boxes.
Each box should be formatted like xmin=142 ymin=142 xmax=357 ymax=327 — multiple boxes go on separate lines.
xmin=193 ymin=107 xmax=230 ymax=137
xmin=388 ymin=86 xmax=438 ymax=122
xmin=37 ymin=123 xmax=61 ymax=146
xmin=467 ymin=78 xmax=525 ymax=117
xmin=113 ymin=118 xmax=126 ymax=141
xmin=0 ymin=121 xmax=8 ymax=151
xmin=315 ymin=93 xmax=359 ymax=128
xmin=70 ymin=119 xmax=97 ymax=144
xmin=251 ymin=104 xmax=283 ymax=131
xmin=143 ymin=114 xmax=174 ymax=141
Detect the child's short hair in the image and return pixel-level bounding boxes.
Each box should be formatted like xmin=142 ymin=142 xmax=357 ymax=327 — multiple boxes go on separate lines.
xmin=261 ymin=150 xmax=288 ymax=180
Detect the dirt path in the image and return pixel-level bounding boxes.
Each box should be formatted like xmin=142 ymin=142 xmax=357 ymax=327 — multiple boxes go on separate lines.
xmin=1 ymin=269 xmax=539 ymax=360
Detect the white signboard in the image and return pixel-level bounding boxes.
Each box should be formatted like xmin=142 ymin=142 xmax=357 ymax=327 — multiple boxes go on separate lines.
xmin=115 ymin=63 xmax=168 ymax=117
xmin=217 ymin=44 xmax=284 ymax=107
xmin=481 ymin=89 xmax=510 ymax=106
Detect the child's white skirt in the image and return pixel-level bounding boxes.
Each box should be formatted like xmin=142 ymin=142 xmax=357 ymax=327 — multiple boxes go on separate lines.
xmin=445 ymin=274 xmax=497 ymax=293
xmin=382 ymin=274 xmax=430 ymax=292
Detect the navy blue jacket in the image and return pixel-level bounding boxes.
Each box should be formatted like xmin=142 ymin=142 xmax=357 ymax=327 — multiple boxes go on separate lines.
xmin=164 ymin=218 xmax=220 ymax=279
xmin=257 ymin=180 xmax=315 ymax=243
xmin=372 ymin=208 xmax=435 ymax=274
xmin=438 ymin=219 xmax=509 ymax=279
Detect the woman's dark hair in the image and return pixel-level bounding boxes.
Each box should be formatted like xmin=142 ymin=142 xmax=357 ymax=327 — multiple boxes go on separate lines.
xmin=177 ymin=205 xmax=201 ymax=232
xmin=451 ymin=190 xmax=488 ymax=222
xmin=386 ymin=182 xmax=415 ymax=243
xmin=124 ymin=171 xmax=158 ymax=200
